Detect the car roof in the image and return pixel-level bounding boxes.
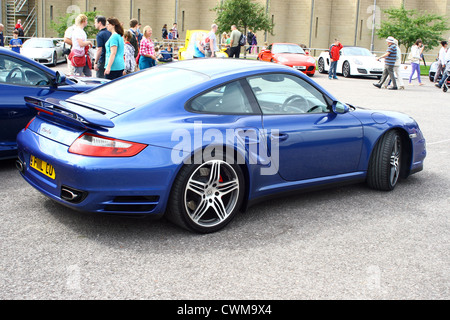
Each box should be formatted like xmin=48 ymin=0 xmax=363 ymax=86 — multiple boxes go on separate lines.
xmin=159 ymin=58 xmax=283 ymax=78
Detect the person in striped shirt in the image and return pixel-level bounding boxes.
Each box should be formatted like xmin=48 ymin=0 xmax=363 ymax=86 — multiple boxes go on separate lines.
xmin=373 ymin=36 xmax=398 ymax=90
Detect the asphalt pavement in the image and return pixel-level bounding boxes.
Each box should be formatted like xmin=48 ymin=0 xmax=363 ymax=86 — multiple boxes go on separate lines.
xmin=0 ymin=62 xmax=449 ymax=300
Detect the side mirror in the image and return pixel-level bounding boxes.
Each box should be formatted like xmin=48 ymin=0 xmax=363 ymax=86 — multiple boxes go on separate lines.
xmin=51 ymin=71 xmax=65 ymax=87
xmin=332 ymin=101 xmax=350 ymax=114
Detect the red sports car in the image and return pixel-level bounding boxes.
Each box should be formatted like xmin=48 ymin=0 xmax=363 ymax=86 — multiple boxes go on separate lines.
xmin=258 ymin=43 xmax=316 ymax=76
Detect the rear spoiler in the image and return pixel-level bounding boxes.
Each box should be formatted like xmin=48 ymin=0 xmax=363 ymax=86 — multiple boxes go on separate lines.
xmin=25 ymin=96 xmax=115 ymax=131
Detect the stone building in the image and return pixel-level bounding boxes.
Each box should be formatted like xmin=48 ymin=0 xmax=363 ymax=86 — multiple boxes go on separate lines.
xmin=1 ymin=0 xmax=450 ymax=55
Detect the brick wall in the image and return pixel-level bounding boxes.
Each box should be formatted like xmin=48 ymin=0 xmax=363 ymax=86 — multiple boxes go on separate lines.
xmin=31 ymin=0 xmax=450 ymax=55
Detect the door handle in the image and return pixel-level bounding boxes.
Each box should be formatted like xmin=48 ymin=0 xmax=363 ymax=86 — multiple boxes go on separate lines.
xmin=270 ymin=132 xmax=289 ymax=142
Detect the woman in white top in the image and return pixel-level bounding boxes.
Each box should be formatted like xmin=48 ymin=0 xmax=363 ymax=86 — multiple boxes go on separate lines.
xmin=408 ymin=39 xmax=424 ymax=85
xmin=71 ymin=14 xmax=93 ymax=77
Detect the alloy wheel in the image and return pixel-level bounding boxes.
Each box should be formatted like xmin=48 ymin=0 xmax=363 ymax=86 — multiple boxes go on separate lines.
xmin=184 ymin=160 xmax=240 ymax=228
xmin=389 ymin=135 xmax=401 ymax=187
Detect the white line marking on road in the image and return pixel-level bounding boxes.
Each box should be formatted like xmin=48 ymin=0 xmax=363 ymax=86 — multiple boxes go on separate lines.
xmin=427 ymin=139 xmax=450 ymax=146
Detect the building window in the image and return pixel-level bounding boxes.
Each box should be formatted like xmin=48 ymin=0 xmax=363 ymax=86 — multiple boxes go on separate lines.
xmin=182 ymin=11 xmax=185 ymax=32
xmin=138 ymin=9 xmax=141 ymax=23
xmin=50 ymin=5 xmax=53 ymax=21
xmin=315 ymin=17 xmax=319 ymax=38
xmin=360 ymin=19 xmax=363 ymax=40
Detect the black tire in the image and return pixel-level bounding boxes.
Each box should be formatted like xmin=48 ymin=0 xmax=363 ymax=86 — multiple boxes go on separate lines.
xmin=367 ymin=130 xmax=402 ymax=191
xmin=318 ymin=58 xmax=326 ymax=73
xmin=166 ymin=152 xmax=245 ymax=233
xmin=342 ymin=61 xmax=351 ymax=78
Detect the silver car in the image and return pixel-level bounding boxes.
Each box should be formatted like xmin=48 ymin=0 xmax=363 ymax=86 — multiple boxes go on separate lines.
xmin=21 ymin=38 xmax=67 ymax=67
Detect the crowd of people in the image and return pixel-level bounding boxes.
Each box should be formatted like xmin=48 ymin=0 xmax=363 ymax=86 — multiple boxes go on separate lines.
xmin=190 ymin=24 xmax=258 ymax=59
xmin=2 ymin=15 xmax=449 ymax=89
xmin=371 ymin=36 xmax=450 ymax=90
xmin=63 ymin=14 xmax=176 ymax=80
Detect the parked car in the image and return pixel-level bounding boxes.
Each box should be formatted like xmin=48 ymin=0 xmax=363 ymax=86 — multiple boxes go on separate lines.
xmin=21 ymin=38 xmax=67 ymax=67
xmin=0 ymin=47 xmax=108 ymax=160
xmin=17 ymin=59 xmax=426 ymax=233
xmin=258 ymin=43 xmax=316 ymax=76
xmin=178 ymin=30 xmax=228 ymax=60
xmin=318 ymin=46 xmax=384 ymax=78
xmin=428 ymin=60 xmax=441 ymax=82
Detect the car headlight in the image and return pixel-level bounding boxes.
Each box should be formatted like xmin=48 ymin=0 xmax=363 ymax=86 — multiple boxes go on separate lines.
xmin=277 ymin=57 xmax=288 ymax=63
xmin=307 ymin=57 xmax=316 ymax=64
xmin=353 ymin=58 xmax=363 ymax=65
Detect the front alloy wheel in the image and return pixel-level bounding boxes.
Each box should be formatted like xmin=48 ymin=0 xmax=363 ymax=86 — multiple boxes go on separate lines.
xmin=168 ymin=157 xmax=244 ymax=233
xmin=342 ymin=61 xmax=351 ymax=77
xmin=367 ymin=130 xmax=402 ymax=191
xmin=318 ymin=58 xmax=325 ymax=73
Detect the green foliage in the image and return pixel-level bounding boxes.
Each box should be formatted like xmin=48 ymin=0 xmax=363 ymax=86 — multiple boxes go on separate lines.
xmin=377 ymin=5 xmax=449 ymax=62
xmin=50 ymin=11 xmax=99 ymax=39
xmin=212 ymin=0 xmax=274 ymax=35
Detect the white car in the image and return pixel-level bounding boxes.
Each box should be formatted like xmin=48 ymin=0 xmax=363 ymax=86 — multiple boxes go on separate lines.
xmin=317 ymin=46 xmax=384 ymax=78
xmin=21 ymin=38 xmax=67 ymax=67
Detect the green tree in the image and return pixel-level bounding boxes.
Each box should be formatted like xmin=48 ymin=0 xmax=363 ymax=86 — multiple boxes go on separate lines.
xmin=377 ymin=5 xmax=449 ymax=62
xmin=50 ymin=11 xmax=99 ymax=39
xmin=212 ymin=0 xmax=274 ymax=41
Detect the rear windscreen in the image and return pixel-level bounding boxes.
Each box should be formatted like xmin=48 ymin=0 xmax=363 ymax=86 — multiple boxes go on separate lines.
xmin=71 ymin=67 xmax=209 ymax=113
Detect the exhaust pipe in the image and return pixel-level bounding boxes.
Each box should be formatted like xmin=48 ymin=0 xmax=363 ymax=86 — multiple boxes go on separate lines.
xmin=16 ymin=159 xmax=24 ymax=173
xmin=61 ymin=186 xmax=87 ymax=203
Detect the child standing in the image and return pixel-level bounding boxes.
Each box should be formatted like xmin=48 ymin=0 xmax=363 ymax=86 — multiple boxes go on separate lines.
xmin=9 ymin=30 xmax=22 ymax=54
xmin=123 ymin=30 xmax=136 ymax=75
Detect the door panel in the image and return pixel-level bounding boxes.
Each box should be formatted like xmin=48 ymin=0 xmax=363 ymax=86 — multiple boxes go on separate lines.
xmin=246 ymin=73 xmax=363 ymax=181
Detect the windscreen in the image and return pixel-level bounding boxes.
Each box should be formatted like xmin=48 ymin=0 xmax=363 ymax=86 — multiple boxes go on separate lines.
xmin=23 ymin=39 xmax=54 ymax=48
xmin=272 ymin=44 xmax=305 ymax=55
xmin=343 ymin=47 xmax=372 ymax=56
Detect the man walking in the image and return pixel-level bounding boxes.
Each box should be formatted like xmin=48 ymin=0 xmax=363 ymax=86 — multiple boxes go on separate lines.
xmin=373 ymin=36 xmax=398 ymax=90
xmin=434 ymin=41 xmax=448 ymax=84
xmin=205 ymin=24 xmax=218 ymax=58
xmin=129 ymin=19 xmax=140 ymax=58
xmin=435 ymin=37 xmax=450 ymax=89
xmin=329 ymin=39 xmax=343 ymax=79
xmin=94 ymin=16 xmax=111 ymax=78
xmin=229 ymin=25 xmax=242 ymax=59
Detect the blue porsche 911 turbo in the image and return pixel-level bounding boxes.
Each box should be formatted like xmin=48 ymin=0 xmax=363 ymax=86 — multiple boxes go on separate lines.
xmin=0 ymin=47 xmax=107 ymax=160
xmin=16 ymin=59 xmax=426 ymax=233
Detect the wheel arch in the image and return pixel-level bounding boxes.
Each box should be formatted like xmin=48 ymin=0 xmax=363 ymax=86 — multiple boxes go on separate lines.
xmin=368 ymin=127 xmax=413 ymax=179
xmin=169 ymin=144 xmax=252 ymax=212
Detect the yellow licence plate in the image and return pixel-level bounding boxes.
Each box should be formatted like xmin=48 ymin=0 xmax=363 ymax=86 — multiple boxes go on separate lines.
xmin=30 ymin=155 xmax=56 ymax=180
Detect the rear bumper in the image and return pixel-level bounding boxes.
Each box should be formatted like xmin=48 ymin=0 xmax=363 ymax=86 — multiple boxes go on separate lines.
xmin=17 ymin=129 xmax=178 ymax=217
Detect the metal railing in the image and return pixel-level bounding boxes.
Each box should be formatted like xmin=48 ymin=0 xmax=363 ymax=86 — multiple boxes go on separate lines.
xmin=14 ymin=0 xmax=28 ymax=13
xmin=21 ymin=5 xmax=36 ymax=37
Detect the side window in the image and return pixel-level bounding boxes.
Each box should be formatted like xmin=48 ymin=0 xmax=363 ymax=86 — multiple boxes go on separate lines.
xmin=0 ymin=54 xmax=51 ymax=87
xmin=189 ymin=80 xmax=254 ymax=114
xmin=247 ymin=74 xmax=330 ymax=115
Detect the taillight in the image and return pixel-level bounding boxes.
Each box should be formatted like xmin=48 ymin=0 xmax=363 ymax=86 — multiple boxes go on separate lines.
xmin=69 ymin=133 xmax=147 ymax=157
xmin=24 ymin=117 xmax=36 ymax=131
